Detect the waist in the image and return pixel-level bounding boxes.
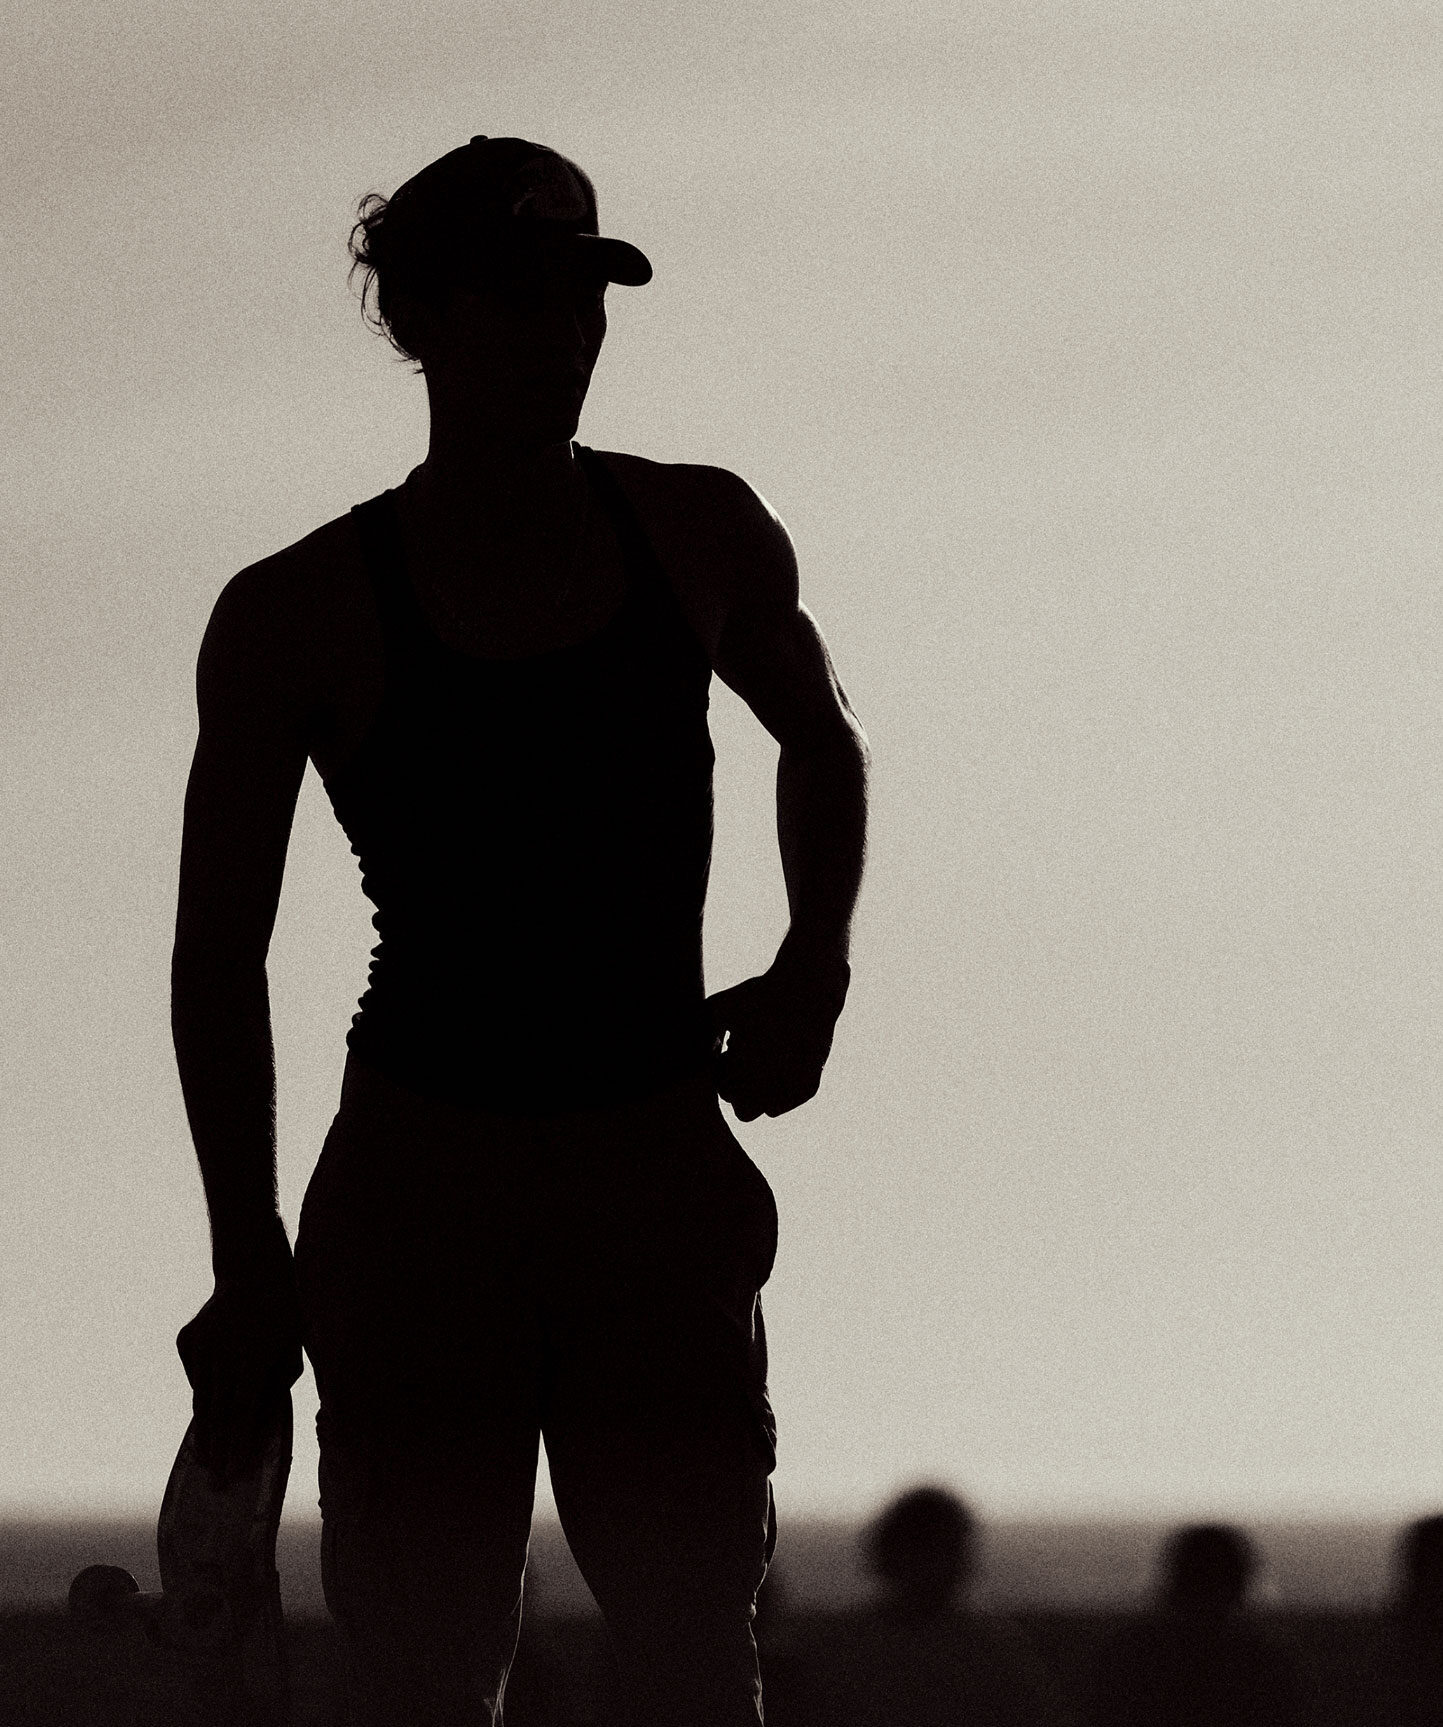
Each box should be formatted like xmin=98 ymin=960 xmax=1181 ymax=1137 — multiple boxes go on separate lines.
xmin=336 ymin=1044 xmax=725 ymax=1139
xmin=347 ymin=979 xmax=713 ymax=1116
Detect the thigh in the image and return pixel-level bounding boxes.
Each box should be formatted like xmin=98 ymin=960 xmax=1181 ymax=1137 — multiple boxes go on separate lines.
xmin=539 ymin=1084 xmax=779 ymax=1726
xmin=538 ymin=1078 xmax=778 ymax=1494
xmin=294 ymin=1063 xmax=544 ymax=1719
xmin=295 ymin=1058 xmax=542 ymax=1446
xmin=544 ymin=1281 xmax=777 ymax=1601
xmin=544 ymin=1291 xmax=776 ymax=1727
xmin=312 ymin=1411 xmax=540 ymax=1727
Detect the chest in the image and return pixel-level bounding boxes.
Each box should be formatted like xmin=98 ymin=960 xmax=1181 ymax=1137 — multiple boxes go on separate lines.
xmin=310 ymin=512 xmax=711 ymax=788
xmin=407 ymin=501 xmax=630 ymax=661
xmin=313 ymin=504 xmax=609 ymax=771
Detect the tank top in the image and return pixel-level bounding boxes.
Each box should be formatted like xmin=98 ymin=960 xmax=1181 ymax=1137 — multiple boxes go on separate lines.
xmin=324 ymin=445 xmax=716 ymax=1113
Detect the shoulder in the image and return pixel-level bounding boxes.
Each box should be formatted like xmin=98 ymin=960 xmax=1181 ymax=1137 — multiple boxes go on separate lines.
xmin=203 ymin=512 xmax=361 ymax=652
xmin=590 ymin=451 xmax=798 ymax=647
xmin=196 ymin=509 xmax=370 ymax=710
xmin=197 ymin=504 xmax=378 ymax=749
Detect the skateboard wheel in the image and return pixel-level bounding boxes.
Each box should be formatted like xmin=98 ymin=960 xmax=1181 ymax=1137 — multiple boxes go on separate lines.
xmin=68 ymin=1564 xmax=140 ymax=1621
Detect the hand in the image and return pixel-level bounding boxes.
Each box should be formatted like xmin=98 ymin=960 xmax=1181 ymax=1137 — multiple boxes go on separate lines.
xmin=708 ymin=947 xmax=850 ymax=1122
xmin=176 ymin=1257 xmax=302 ymax=1485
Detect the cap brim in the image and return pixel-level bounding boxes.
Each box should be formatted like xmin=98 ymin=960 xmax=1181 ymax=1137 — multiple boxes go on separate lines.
xmin=574 ymin=233 xmax=653 ymax=287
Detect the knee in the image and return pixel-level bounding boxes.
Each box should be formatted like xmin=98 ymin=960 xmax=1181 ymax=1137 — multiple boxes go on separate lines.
xmin=318 ymin=1430 xmax=529 ymax=1630
xmin=616 ymin=1613 xmax=764 ymax=1727
xmin=315 ymin=1430 xmax=532 ymax=1726
xmin=320 ymin=1504 xmax=523 ymax=1727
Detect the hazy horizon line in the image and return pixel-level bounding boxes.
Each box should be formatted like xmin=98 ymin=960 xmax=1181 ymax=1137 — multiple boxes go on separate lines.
xmin=5 ymin=1506 xmax=1438 ymax=1529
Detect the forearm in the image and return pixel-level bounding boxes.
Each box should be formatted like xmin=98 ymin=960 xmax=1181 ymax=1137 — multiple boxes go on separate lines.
xmin=171 ymin=955 xmax=289 ymax=1281
xmin=709 ymin=721 xmax=868 ymax=1119
xmin=774 ymin=721 xmax=870 ymax=984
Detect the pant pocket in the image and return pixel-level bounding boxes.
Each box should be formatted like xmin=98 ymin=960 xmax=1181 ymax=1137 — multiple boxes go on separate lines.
xmin=718 ymin=1121 xmax=779 ymax=1291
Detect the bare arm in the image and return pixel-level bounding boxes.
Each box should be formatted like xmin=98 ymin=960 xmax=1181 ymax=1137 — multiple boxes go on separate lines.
xmin=705 ymin=475 xmax=870 ymax=1119
xmin=171 ymin=562 xmax=311 ymax=1470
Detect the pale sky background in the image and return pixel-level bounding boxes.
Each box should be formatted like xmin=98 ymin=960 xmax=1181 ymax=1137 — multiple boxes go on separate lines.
xmin=4 ymin=0 xmax=1443 ymax=1525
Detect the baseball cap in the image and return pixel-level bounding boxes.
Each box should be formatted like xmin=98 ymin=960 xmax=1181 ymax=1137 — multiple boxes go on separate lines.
xmin=388 ymin=135 xmax=653 ymax=288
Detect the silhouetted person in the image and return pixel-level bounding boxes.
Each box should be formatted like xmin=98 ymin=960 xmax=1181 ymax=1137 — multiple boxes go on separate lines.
xmin=872 ymin=1484 xmax=975 ymax=1614
xmin=1087 ymin=1523 xmax=1300 ymax=1727
xmin=801 ymin=1487 xmax=1070 ymax=1727
xmin=168 ymin=135 xmax=869 ymax=1727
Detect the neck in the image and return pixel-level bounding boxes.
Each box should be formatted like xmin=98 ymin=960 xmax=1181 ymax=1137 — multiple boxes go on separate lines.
xmin=413 ymin=430 xmax=580 ymax=516
xmin=413 ymin=367 xmax=589 ymax=525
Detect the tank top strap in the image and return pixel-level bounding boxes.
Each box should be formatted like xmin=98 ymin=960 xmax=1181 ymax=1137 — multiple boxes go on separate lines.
xmin=349 ymin=490 xmax=429 ymax=664
xmin=573 ymin=445 xmax=673 ymax=605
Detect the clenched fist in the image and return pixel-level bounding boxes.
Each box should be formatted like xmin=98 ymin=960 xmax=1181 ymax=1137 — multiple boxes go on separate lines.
xmin=708 ymin=945 xmax=850 ymax=1121
xmin=176 ymin=1253 xmax=303 ymax=1485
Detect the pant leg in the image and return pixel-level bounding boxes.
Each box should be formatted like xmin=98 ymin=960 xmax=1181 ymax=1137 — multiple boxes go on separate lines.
xmin=295 ymin=1059 xmax=545 ymax=1727
xmin=537 ymin=1078 xmax=780 ymax=1727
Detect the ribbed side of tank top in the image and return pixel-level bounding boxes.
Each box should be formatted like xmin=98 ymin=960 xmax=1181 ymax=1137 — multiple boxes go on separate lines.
xmin=324 ymin=445 xmax=716 ymax=1113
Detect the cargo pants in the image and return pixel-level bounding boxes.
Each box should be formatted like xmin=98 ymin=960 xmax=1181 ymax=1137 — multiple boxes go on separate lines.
xmin=294 ymin=1056 xmax=779 ymax=1727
